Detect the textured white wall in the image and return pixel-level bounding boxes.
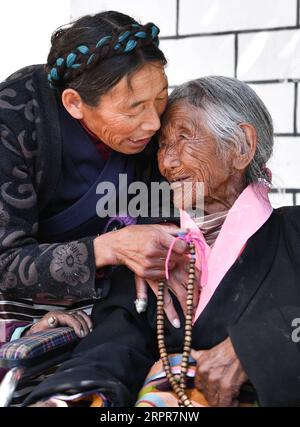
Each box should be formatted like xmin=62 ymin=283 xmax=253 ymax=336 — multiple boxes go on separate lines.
xmin=71 ymin=0 xmax=177 ymax=37
xmin=0 ymin=0 xmax=71 ymax=82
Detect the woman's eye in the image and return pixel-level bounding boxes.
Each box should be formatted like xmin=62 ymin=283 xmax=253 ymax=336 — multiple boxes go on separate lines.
xmin=126 ymin=112 xmax=139 ymax=118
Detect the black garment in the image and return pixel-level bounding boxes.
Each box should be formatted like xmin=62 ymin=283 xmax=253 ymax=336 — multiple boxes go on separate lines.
xmin=0 ymin=65 xmax=159 ymax=300
xmin=25 ymin=206 xmax=300 ymax=407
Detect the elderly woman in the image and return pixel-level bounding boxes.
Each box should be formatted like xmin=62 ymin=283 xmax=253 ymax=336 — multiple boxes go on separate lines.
xmin=0 ymin=10 xmax=188 ymax=350
xmin=25 ymin=76 xmax=300 ymax=407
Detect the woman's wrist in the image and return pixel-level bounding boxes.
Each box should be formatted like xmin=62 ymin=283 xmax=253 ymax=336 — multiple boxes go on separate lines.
xmin=93 ymin=231 xmax=120 ymax=268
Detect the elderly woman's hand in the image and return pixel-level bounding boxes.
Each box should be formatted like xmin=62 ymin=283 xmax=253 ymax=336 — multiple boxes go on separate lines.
xmin=135 ymin=261 xmax=200 ymax=328
xmin=94 ymin=224 xmax=187 ymax=281
xmin=24 ymin=310 xmax=93 ymax=339
xmin=191 ymin=337 xmax=248 ymax=407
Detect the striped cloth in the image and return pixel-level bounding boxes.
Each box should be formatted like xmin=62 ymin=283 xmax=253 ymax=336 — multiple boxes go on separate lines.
xmin=135 ymin=354 xmax=258 ymax=407
xmin=194 ymin=210 xmax=228 ymax=247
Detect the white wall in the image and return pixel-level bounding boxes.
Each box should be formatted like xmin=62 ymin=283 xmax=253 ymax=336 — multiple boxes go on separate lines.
xmin=0 ymin=0 xmax=71 ymax=81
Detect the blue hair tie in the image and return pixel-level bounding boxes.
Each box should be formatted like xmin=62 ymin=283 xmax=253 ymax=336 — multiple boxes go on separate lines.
xmin=135 ymin=31 xmax=147 ymax=39
xmin=114 ymin=43 xmax=121 ymax=51
xmin=96 ymin=35 xmax=112 ymax=48
xmin=56 ymin=57 xmax=64 ymax=67
xmin=151 ymin=25 xmax=159 ymax=38
xmin=118 ymin=30 xmax=131 ymax=42
xmin=50 ymin=67 xmax=59 ymax=80
xmin=87 ymin=53 xmax=95 ymax=65
xmin=77 ymin=45 xmax=89 ymax=54
xmin=66 ymin=53 xmax=77 ymax=68
xmin=124 ymin=39 xmax=137 ymax=52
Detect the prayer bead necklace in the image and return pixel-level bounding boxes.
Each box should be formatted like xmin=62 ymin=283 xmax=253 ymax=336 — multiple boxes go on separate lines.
xmin=157 ymin=241 xmax=196 ymax=407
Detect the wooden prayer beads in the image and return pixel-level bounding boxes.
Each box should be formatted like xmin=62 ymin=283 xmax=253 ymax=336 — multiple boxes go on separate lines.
xmin=157 ymin=241 xmax=196 ymax=407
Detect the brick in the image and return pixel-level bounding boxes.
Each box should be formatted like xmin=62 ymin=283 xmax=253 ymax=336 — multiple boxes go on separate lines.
xmin=71 ymin=0 xmax=176 ymax=37
xmin=160 ymin=35 xmax=235 ymax=86
xmin=238 ymin=29 xmax=300 ymax=80
xmin=179 ymin=0 xmax=297 ymax=35
xmin=249 ymin=83 xmax=294 ymax=134
xmin=267 ymin=137 xmax=300 ymax=188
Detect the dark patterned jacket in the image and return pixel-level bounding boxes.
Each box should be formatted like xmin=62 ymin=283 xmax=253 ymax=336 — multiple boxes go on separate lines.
xmin=0 ymin=65 xmax=158 ymax=301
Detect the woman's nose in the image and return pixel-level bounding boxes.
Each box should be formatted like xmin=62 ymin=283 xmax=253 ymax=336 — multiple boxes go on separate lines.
xmin=161 ymin=147 xmax=181 ymax=170
xmin=140 ymin=107 xmax=161 ymax=133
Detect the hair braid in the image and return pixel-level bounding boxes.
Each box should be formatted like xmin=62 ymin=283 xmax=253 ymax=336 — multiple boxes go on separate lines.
xmin=47 ymin=22 xmax=160 ymax=88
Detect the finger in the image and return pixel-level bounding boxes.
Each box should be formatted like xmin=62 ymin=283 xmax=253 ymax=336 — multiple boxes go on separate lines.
xmin=194 ymin=369 xmax=206 ymax=394
xmin=163 ymin=287 xmax=181 ymax=329
xmin=190 ymin=349 xmax=204 ymax=361
xmin=217 ymin=365 xmax=243 ymax=407
xmin=135 ymin=250 xmax=179 ymax=273
xmin=74 ymin=310 xmax=93 ymax=332
xmin=156 ymin=225 xmax=181 ymax=235
xmin=204 ymin=372 xmax=222 ymax=407
xmin=159 ymin=232 xmax=187 ymax=254
xmin=56 ymin=313 xmax=86 ymax=338
xmin=139 ymin=267 xmax=168 ymax=281
xmin=134 ymin=275 xmax=148 ymax=313
xmin=167 ymin=262 xmax=198 ymax=316
xmin=35 ymin=312 xmax=60 ymax=332
xmin=193 ymin=274 xmax=200 ymax=312
xmin=171 ymin=238 xmax=188 ymax=255
xmin=156 ymin=224 xmax=188 ymax=236
xmin=193 ymin=358 xmax=210 ymax=393
xmin=71 ymin=313 xmax=90 ymax=337
xmin=167 ymin=276 xmax=187 ymax=316
xmin=27 ymin=317 xmax=55 ymax=334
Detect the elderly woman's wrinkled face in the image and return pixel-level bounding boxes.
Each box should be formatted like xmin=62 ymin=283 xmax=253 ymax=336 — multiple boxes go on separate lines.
xmin=158 ymin=102 xmax=239 ymax=211
xmin=81 ymin=62 xmax=168 ymax=154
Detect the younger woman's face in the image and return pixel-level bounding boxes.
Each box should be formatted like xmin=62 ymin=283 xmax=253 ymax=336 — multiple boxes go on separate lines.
xmin=81 ymin=62 xmax=168 ymax=154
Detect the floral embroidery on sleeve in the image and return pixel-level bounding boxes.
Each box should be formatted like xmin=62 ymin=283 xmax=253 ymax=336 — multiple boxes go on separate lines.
xmin=50 ymin=242 xmax=90 ymax=286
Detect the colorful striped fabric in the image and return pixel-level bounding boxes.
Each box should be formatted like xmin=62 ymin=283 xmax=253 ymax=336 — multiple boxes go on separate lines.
xmin=135 ymin=354 xmax=258 ymax=407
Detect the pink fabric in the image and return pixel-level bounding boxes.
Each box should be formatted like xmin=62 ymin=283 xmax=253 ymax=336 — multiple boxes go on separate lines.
xmin=178 ymin=183 xmax=273 ymax=323
xmin=165 ymin=231 xmax=208 ymax=286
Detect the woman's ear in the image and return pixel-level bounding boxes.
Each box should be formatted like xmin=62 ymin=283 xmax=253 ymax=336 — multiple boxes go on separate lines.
xmin=233 ymin=123 xmax=257 ymax=170
xmin=61 ymin=89 xmax=84 ymax=119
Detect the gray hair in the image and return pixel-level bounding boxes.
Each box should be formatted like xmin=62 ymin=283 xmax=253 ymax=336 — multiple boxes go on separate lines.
xmin=168 ymin=76 xmax=274 ymax=185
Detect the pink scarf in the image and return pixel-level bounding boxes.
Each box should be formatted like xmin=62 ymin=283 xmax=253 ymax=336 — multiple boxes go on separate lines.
xmin=165 ymin=183 xmax=273 ymax=323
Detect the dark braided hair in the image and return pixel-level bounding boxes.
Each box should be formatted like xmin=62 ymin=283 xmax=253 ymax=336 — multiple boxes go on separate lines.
xmin=46 ymin=11 xmax=167 ymax=106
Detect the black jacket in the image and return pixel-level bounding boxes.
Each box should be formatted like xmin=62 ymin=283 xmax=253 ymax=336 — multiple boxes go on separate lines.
xmin=0 ymin=65 xmax=159 ymax=300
